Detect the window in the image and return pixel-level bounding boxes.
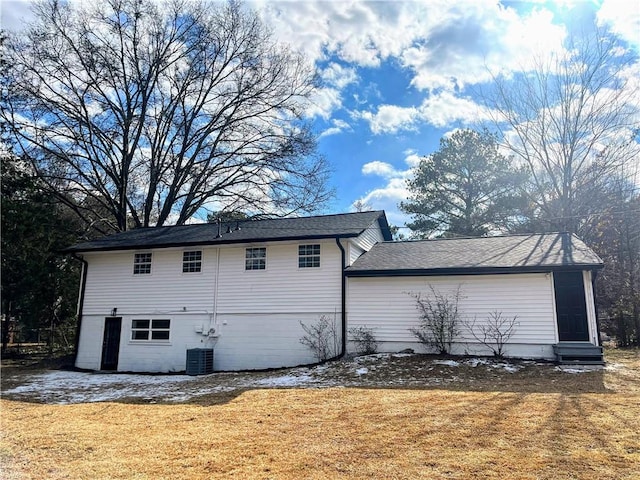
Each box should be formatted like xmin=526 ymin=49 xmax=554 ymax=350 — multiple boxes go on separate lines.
xmin=299 ymin=244 xmax=320 ymax=268
xmin=131 ymin=319 xmax=170 ymax=341
xmin=245 ymin=247 xmax=266 ymax=270
xmin=183 ymin=250 xmax=202 ymax=273
xmin=133 ymin=252 xmax=152 ymax=275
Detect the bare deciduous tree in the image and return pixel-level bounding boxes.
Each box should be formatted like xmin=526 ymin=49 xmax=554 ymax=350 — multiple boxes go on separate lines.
xmin=482 ymin=29 xmax=639 ymax=235
xmin=2 ymin=0 xmax=331 ymax=233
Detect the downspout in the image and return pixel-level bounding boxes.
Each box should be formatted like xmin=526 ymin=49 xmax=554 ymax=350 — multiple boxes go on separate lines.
xmin=335 ymin=237 xmax=347 ymax=359
xmin=72 ymin=254 xmax=88 ymax=365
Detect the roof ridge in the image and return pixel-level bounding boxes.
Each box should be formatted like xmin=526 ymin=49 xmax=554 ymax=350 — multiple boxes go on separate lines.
xmin=379 ymin=232 xmax=568 ymax=244
xmin=102 ymin=211 xmax=385 ymax=234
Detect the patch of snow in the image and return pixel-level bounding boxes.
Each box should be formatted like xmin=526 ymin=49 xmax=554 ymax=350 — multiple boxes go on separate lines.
xmin=433 ymin=360 xmax=460 ymax=367
xmin=355 ymin=367 xmax=368 ymax=376
xmin=355 ymin=353 xmax=391 ymax=363
xmin=555 ymin=365 xmax=603 ymax=374
xmin=463 ymin=358 xmax=522 ymax=373
xmin=2 ymin=371 xmax=207 ymax=404
xmin=498 ymin=364 xmax=521 ymax=373
xmin=466 ymin=359 xmax=489 ymax=367
xmin=253 ymin=374 xmax=315 ymax=387
xmin=604 ymin=363 xmax=623 ymax=371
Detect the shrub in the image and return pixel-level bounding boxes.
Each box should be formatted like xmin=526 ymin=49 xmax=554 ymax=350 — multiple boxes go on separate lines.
xmin=409 ymin=285 xmax=462 ymax=354
xmin=349 ymin=326 xmax=378 ymax=355
xmin=465 ymin=311 xmax=518 ymax=358
xmin=299 ymin=314 xmax=340 ymax=361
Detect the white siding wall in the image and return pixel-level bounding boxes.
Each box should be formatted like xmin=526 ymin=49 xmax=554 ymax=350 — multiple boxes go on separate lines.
xmin=76 ymin=240 xmax=343 ymax=372
xmin=212 ymin=240 xmax=343 ymax=370
xmin=81 ymin=248 xmax=218 ymax=315
xmin=216 ymin=241 xmax=341 ymax=313
xmin=347 ymin=273 xmax=559 ymax=359
xmin=583 ymin=270 xmax=600 ymax=346
xmin=351 ymin=221 xmax=384 ymax=254
xmin=348 ymin=243 xmax=365 ymax=265
xmin=346 ymin=219 xmax=384 ymax=265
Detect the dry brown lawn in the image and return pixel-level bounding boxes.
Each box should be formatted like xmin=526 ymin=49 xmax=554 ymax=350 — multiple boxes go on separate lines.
xmin=2 ymin=348 xmax=639 ymax=480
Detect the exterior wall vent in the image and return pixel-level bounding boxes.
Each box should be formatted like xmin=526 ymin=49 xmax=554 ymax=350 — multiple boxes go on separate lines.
xmin=186 ymin=348 xmax=214 ymax=375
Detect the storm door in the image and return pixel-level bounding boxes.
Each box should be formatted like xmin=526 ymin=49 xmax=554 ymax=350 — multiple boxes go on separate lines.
xmin=553 ymin=272 xmax=589 ymax=342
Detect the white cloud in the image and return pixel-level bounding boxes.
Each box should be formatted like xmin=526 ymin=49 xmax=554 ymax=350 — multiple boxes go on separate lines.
xmin=419 ymin=92 xmax=495 ymax=128
xmin=305 ymin=87 xmax=342 ymax=119
xmin=356 ymin=149 xmax=426 ymax=227
xmin=359 ymin=176 xmax=411 ymax=227
xmin=305 ymin=65 xmax=357 ymax=119
xmin=403 ymin=149 xmax=422 ymax=167
xmin=254 ymin=1 xmax=569 ymax=132
xmin=354 ymin=104 xmax=420 ymax=134
xmin=362 ymin=161 xmax=400 ymax=178
xmin=402 ymin=6 xmax=566 ymax=91
xmin=597 ymin=0 xmax=640 ymax=48
xmin=256 ymin=0 xmax=565 ymax=92
xmin=318 ymin=119 xmax=351 ymax=139
xmin=355 ymin=91 xmax=495 ymax=134
xmin=320 ymin=62 xmax=358 ymax=89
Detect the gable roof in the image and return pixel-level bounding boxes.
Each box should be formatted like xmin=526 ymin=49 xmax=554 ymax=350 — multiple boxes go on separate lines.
xmin=345 ymin=233 xmax=603 ymax=276
xmin=67 ymin=211 xmax=392 ymax=253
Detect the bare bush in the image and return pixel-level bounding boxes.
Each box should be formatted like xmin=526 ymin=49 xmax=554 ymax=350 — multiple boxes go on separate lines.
xmin=299 ymin=315 xmax=340 ymax=362
xmin=465 ymin=311 xmax=518 ymax=358
xmin=409 ymin=285 xmax=463 ymax=354
xmin=348 ymin=326 xmax=378 ymax=355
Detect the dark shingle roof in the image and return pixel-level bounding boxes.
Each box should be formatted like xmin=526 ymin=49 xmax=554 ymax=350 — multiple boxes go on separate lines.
xmin=67 ymin=211 xmax=391 ymax=253
xmin=345 ymin=233 xmax=603 ymax=276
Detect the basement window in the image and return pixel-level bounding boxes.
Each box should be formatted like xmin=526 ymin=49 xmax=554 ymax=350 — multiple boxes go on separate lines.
xmin=133 ymin=253 xmax=152 ymax=275
xmin=182 ymin=250 xmax=202 ymax=273
xmin=299 ymin=244 xmax=320 ymax=268
xmin=245 ymin=247 xmax=266 ymax=270
xmin=131 ymin=319 xmax=171 ymax=341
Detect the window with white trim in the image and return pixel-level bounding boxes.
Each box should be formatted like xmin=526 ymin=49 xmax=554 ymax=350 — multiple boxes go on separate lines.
xmin=183 ymin=250 xmax=202 ymax=273
xmin=131 ymin=319 xmax=170 ymax=341
xmin=299 ymin=244 xmax=320 ymax=268
xmin=133 ymin=252 xmax=152 ymax=275
xmin=245 ymin=247 xmax=266 ymax=270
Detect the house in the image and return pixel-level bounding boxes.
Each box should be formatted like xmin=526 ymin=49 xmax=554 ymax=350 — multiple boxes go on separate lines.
xmin=68 ymin=211 xmax=392 ymax=372
xmin=345 ymin=234 xmax=604 ymax=362
xmin=67 ymin=211 xmax=604 ymax=373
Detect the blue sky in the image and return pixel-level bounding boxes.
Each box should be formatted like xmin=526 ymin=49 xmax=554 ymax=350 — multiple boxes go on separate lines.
xmin=2 ymin=0 xmax=639 ymax=227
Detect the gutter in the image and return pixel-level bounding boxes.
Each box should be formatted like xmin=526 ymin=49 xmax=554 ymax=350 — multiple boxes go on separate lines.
xmin=345 ymin=264 xmax=605 ymax=278
xmin=72 ymin=254 xmax=89 ymax=365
